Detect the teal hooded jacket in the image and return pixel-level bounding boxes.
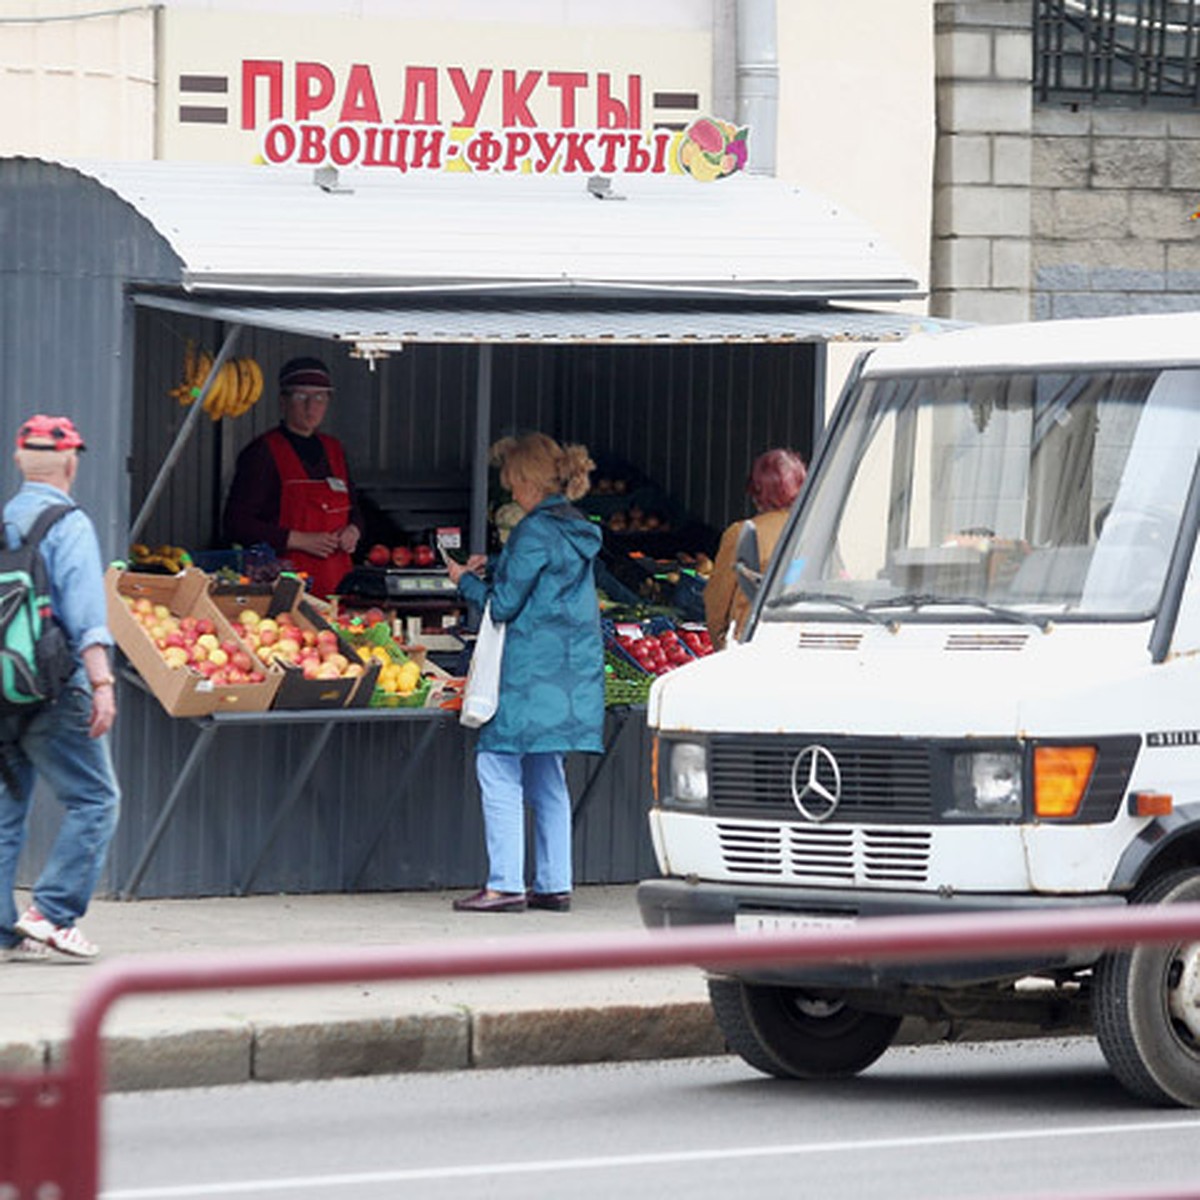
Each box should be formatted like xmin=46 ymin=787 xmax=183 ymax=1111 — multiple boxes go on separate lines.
xmin=458 ymin=495 xmax=605 ymax=755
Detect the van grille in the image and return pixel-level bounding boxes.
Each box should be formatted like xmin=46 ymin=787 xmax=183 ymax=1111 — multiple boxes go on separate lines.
xmin=709 ymin=735 xmax=933 ymax=821
xmin=717 ymin=821 xmax=931 ymax=884
xmin=944 ymin=632 xmax=1029 ymax=652
xmin=798 ymin=631 xmax=864 ymax=651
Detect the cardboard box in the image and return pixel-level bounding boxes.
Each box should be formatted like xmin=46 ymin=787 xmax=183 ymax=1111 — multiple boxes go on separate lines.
xmin=106 ymin=567 xmax=281 ymax=718
xmin=213 ymin=578 xmax=380 ymax=710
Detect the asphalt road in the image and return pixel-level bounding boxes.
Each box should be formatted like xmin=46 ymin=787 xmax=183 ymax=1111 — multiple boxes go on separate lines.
xmin=100 ymin=1039 xmax=1200 ymax=1200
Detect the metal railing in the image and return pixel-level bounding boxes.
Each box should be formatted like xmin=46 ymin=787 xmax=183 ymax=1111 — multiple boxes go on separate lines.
xmin=1036 ymin=0 xmax=1200 ymax=108
xmin=9 ymin=903 xmax=1200 ymax=1197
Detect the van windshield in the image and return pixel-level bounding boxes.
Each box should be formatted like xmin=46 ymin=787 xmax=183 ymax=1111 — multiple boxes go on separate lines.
xmin=766 ymin=367 xmax=1200 ymax=622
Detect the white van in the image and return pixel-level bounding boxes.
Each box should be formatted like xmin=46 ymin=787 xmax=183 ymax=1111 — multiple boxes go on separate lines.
xmin=638 ymin=311 xmax=1200 ymax=1106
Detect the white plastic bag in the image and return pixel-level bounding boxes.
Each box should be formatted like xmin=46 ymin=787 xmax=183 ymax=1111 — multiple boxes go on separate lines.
xmin=460 ymin=601 xmax=506 ymax=728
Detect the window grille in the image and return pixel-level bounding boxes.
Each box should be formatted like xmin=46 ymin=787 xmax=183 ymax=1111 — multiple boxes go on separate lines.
xmin=1035 ymin=0 xmax=1200 ymax=108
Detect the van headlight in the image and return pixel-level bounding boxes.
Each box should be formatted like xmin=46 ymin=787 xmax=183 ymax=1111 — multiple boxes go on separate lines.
xmin=948 ymin=751 xmax=1023 ymax=819
xmin=662 ymin=740 xmax=709 ymax=810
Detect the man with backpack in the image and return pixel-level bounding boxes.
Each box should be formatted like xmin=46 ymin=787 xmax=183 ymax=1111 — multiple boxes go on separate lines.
xmin=0 ymin=415 xmax=119 ymax=961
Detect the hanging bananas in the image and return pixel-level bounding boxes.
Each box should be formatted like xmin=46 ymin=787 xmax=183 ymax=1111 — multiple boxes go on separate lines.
xmin=169 ymin=341 xmax=265 ymax=420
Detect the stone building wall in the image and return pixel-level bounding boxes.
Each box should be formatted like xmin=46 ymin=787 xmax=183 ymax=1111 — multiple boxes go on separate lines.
xmin=1032 ymin=108 xmax=1200 ymax=318
xmin=933 ymin=0 xmax=1200 ymax=323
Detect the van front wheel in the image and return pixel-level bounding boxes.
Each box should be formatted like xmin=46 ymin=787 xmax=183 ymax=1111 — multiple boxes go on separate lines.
xmin=708 ymin=977 xmax=901 ymax=1080
xmin=1093 ymin=869 xmax=1200 ymax=1107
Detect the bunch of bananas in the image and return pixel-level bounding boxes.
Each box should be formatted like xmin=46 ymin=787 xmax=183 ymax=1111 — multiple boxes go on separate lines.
xmin=169 ymin=342 xmax=264 ymax=421
xmin=129 ymin=542 xmax=191 ymax=574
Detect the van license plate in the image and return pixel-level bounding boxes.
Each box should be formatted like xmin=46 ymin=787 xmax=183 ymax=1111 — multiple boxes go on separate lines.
xmin=734 ymin=912 xmax=856 ymax=935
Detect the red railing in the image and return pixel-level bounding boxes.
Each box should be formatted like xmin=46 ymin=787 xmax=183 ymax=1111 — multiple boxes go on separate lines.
xmin=11 ymin=902 xmax=1200 ymax=1198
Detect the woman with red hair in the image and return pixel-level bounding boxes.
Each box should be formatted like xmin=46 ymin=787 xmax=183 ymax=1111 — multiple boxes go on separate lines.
xmin=705 ymin=448 xmax=807 ymax=651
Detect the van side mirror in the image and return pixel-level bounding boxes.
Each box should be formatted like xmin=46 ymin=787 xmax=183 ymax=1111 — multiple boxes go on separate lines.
xmin=734 ymin=519 xmax=762 ymax=601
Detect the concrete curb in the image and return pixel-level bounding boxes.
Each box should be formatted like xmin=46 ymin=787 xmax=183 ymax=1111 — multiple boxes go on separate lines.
xmin=2 ymin=1001 xmax=727 ymax=1093
xmin=1 ymin=1004 xmax=1093 ymax=1093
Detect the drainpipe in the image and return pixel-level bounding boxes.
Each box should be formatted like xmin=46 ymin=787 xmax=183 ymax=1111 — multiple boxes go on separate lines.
xmin=735 ymin=0 xmax=778 ymax=176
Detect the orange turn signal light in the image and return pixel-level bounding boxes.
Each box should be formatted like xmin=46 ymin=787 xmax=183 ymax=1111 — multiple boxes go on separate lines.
xmin=1033 ymin=745 xmax=1097 ymax=818
xmin=651 ymin=736 xmax=660 ymax=804
xmin=1130 ymin=791 xmax=1173 ymax=817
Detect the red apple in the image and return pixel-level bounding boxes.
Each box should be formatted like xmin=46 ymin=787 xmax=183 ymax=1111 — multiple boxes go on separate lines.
xmin=392 ymin=545 xmax=413 ymax=568
xmin=413 ymin=545 xmax=436 ymax=567
xmin=367 ymin=543 xmax=390 ymax=567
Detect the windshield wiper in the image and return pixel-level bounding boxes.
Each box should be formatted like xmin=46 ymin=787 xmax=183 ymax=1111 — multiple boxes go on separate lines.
xmin=864 ymin=592 xmax=1053 ymax=631
xmin=764 ymin=590 xmax=893 ymax=627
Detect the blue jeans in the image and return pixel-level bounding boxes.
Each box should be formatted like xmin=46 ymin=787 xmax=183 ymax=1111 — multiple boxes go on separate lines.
xmin=475 ymin=750 xmax=572 ymax=895
xmin=0 ymin=683 xmax=120 ymax=947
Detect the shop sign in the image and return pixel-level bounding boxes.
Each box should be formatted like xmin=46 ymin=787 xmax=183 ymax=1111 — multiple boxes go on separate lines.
xmin=160 ymin=9 xmax=739 ymax=177
xmin=258 ymin=122 xmax=744 ymax=180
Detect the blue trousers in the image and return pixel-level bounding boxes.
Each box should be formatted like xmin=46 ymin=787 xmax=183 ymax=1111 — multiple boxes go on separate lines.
xmin=475 ymin=750 xmax=572 ymax=895
xmin=0 ymin=684 xmax=121 ymax=946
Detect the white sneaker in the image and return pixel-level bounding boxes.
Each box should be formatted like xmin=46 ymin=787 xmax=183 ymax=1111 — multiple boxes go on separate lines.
xmin=3 ymin=937 xmax=51 ymax=963
xmin=15 ymin=905 xmax=99 ymax=959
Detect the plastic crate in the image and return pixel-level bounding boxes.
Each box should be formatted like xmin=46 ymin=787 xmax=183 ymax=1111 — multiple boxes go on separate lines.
xmin=370 ymin=674 xmax=432 ymax=708
xmin=602 ymin=618 xmax=654 ymax=676
xmin=644 ymin=615 xmax=699 ymax=657
xmin=604 ymin=652 xmax=653 ymax=706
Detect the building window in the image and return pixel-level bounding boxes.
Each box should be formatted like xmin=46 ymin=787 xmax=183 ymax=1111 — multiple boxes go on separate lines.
xmin=1036 ymin=0 xmax=1200 ymax=108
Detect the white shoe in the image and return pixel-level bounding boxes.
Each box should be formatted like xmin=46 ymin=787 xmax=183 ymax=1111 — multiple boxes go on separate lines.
xmin=15 ymin=905 xmax=99 ymax=959
xmin=3 ymin=937 xmax=51 ymax=963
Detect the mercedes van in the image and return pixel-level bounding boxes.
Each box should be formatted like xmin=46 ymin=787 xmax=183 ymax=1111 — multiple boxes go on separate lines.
xmin=638 ymin=311 xmax=1200 ymax=1106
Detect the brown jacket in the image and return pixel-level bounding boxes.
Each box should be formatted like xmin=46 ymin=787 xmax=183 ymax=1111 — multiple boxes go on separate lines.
xmin=704 ymin=508 xmax=790 ymax=651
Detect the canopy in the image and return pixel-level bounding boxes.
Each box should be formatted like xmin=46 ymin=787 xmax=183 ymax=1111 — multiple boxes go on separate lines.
xmin=66 ymin=158 xmax=923 ymax=301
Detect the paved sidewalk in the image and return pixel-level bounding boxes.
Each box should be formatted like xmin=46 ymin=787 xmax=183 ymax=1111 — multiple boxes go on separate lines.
xmin=0 ymin=884 xmax=1089 ymax=1093
xmin=0 ymin=885 xmax=724 ymax=1092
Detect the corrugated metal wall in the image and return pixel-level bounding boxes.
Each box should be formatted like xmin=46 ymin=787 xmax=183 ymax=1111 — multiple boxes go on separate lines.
xmin=4 ymin=157 xmax=818 ymax=898
xmin=134 ymin=314 xmax=817 ymax=559
xmin=107 ymin=686 xmax=658 ymax=896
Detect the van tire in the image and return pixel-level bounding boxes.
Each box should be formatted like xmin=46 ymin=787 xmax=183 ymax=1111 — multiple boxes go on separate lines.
xmin=1093 ymin=868 xmax=1200 ymax=1107
xmin=708 ymin=977 xmax=901 ymax=1080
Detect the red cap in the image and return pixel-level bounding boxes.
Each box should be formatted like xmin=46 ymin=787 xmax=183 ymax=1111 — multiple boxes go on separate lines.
xmin=15 ymin=415 xmax=87 ymax=452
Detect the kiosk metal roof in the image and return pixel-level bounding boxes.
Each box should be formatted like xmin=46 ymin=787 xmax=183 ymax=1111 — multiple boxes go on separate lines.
xmin=132 ymin=293 xmax=952 ymax=357
xmin=64 ymin=159 xmax=924 ymax=302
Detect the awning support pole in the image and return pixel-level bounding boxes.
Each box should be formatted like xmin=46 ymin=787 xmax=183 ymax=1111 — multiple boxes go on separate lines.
xmin=470 ymin=345 xmax=493 ymax=561
xmin=128 ymin=324 xmax=243 ymax=546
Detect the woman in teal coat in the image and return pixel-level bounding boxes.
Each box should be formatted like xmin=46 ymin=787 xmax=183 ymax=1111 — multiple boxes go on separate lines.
xmin=446 ymin=433 xmax=604 ymax=913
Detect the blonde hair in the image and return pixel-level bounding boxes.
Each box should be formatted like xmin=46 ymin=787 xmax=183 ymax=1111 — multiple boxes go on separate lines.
xmin=491 ymin=433 xmax=594 ymax=503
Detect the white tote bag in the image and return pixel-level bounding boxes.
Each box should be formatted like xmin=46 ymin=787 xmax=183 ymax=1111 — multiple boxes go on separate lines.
xmin=460 ymin=602 xmax=506 ymax=728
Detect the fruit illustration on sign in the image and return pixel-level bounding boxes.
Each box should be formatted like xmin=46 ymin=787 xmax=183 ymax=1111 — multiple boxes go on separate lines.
xmin=676 ymin=117 xmax=749 ymax=183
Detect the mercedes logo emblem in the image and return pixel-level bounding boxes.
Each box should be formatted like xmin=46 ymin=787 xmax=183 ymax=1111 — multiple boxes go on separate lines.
xmin=790 ymin=744 xmax=841 ymax=822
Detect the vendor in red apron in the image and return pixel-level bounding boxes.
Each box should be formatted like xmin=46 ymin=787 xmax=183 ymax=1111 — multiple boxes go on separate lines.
xmin=222 ymin=356 xmax=362 ymax=599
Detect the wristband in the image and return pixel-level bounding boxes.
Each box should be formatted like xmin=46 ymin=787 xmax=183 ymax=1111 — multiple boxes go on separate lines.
xmin=90 ymin=677 xmax=116 ymax=690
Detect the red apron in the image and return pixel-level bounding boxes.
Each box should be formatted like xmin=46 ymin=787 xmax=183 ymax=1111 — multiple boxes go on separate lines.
xmin=266 ymin=429 xmax=353 ymax=598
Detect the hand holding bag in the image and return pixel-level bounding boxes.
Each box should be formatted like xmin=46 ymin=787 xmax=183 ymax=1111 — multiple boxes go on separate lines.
xmin=460 ymin=601 xmax=506 ymax=728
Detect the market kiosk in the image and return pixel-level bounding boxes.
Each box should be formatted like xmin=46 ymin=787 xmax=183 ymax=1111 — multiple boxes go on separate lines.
xmin=0 ymin=155 xmax=943 ymax=898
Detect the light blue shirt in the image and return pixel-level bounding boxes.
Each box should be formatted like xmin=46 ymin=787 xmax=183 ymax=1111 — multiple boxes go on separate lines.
xmin=4 ymin=481 xmax=114 ymax=658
